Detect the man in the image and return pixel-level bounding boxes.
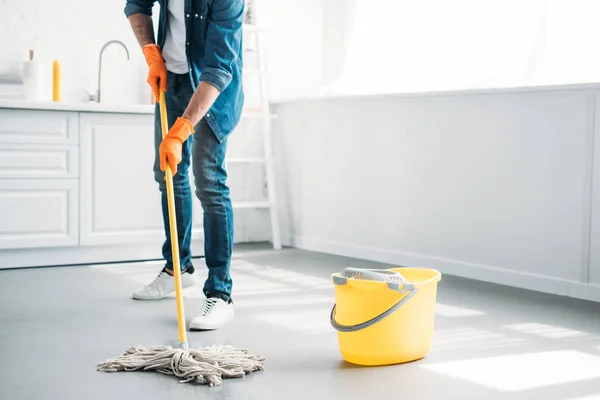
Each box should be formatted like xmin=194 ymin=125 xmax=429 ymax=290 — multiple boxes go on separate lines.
xmin=124 ymin=0 xmax=244 ymax=331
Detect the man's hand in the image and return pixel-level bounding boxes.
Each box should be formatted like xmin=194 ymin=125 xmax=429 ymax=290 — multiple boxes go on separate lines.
xmin=160 ymin=117 xmax=195 ymax=175
xmin=142 ymin=44 xmax=168 ymax=101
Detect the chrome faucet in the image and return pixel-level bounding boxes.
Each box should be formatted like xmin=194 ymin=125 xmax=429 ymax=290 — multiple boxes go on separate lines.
xmin=91 ymin=40 xmax=130 ymax=103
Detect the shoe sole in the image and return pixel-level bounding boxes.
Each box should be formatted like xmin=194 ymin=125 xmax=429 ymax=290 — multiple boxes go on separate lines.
xmin=131 ymin=279 xmax=197 ymax=300
xmin=189 ymin=314 xmax=234 ymax=331
xmin=189 ymin=320 xmax=232 ymax=331
xmin=132 ymin=294 xmax=165 ymax=300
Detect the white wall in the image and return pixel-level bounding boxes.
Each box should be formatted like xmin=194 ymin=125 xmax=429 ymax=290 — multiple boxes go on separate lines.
xmin=0 ymin=0 xmax=328 ymax=102
xmin=255 ymin=0 xmax=324 ymax=100
xmin=258 ymin=0 xmax=353 ymax=99
xmin=320 ymin=0 xmax=356 ymax=94
xmin=271 ymin=85 xmax=600 ymax=302
xmin=0 ymin=0 xmax=150 ymax=104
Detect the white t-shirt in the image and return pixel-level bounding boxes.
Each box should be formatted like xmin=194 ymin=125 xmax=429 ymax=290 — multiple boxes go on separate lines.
xmin=162 ymin=0 xmax=188 ymax=74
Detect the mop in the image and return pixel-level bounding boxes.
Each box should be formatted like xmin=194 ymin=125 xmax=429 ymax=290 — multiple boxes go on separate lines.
xmin=97 ymin=89 xmax=265 ymax=386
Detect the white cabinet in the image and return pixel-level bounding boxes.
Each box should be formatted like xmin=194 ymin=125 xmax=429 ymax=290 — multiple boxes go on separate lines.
xmin=0 ymin=108 xmax=79 ymax=250
xmin=0 ymin=105 xmax=212 ymax=267
xmin=0 ymin=109 xmax=78 ymax=144
xmin=79 ymin=112 xmax=164 ymax=245
xmin=0 ymin=179 xmax=78 ymax=249
xmin=78 ymin=112 xmax=204 ymax=246
xmin=0 ymin=143 xmax=78 ymax=179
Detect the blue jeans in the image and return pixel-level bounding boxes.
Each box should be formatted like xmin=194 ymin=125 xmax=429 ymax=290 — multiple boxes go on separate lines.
xmin=153 ymin=72 xmax=234 ymax=302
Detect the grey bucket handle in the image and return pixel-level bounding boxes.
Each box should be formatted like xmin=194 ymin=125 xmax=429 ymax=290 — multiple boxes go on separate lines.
xmin=339 ymin=268 xmax=410 ymax=284
xmin=330 ymin=271 xmax=418 ymax=333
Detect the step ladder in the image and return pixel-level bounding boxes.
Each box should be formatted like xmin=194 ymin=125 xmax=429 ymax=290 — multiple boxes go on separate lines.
xmin=227 ymin=23 xmax=281 ymax=250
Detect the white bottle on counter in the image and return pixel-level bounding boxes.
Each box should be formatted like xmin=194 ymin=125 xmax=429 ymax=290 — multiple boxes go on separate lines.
xmin=22 ymin=50 xmax=43 ymax=101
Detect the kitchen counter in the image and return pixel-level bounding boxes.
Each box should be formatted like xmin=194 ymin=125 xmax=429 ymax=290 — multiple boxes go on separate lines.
xmin=0 ymin=95 xmax=269 ymax=269
xmin=0 ymin=104 xmax=185 ymax=269
xmin=0 ymin=99 xmax=155 ymax=114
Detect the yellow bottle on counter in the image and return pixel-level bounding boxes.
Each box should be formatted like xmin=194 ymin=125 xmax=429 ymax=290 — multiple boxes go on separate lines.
xmin=52 ymin=60 xmax=61 ymax=102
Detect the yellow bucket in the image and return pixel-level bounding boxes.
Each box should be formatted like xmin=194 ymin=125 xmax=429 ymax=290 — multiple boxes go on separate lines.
xmin=330 ymin=267 xmax=441 ymax=366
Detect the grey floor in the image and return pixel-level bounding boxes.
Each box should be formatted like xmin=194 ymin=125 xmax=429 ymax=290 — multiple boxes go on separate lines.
xmin=2 ymin=243 xmax=600 ymax=400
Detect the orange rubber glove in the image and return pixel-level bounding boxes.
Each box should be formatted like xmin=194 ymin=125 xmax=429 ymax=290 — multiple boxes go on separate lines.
xmin=142 ymin=44 xmax=168 ymax=101
xmin=159 ymin=117 xmax=195 ymax=175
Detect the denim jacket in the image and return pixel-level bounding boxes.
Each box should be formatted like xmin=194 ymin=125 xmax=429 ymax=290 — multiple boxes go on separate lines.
xmin=124 ymin=0 xmax=244 ymax=142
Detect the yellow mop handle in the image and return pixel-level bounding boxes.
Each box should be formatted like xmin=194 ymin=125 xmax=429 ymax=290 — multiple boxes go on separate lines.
xmin=159 ymin=89 xmax=188 ymax=349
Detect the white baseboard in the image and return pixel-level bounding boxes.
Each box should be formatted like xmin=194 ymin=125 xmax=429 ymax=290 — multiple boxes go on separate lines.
xmin=283 ymin=235 xmax=600 ymax=303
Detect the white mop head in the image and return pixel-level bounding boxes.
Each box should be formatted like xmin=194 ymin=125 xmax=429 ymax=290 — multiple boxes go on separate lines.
xmin=97 ymin=344 xmax=265 ymax=386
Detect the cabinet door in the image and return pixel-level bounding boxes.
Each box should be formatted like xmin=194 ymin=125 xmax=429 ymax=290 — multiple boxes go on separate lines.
xmin=80 ymin=112 xmax=162 ymax=245
xmin=0 ymin=109 xmax=78 ymax=144
xmin=0 ymin=179 xmax=78 ymax=249
xmin=79 ymin=112 xmax=204 ymax=246
xmin=0 ymin=143 xmax=78 ymax=179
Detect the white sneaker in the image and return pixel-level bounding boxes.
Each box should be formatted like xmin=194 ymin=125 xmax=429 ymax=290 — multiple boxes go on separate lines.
xmin=132 ymin=270 xmax=196 ymax=300
xmin=189 ymin=297 xmax=234 ymax=330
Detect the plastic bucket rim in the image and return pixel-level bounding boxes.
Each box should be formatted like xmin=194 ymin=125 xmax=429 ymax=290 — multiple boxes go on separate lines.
xmin=329 ymin=268 xmax=441 ymax=333
xmin=331 ymin=267 xmax=442 ymax=288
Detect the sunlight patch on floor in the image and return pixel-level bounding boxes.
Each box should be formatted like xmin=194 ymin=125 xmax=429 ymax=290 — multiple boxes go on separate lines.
xmin=252 ymin=266 xmax=333 ymax=289
xmin=89 ymin=260 xmax=163 ymax=274
xmin=255 ymin=308 xmax=334 ymax=335
xmin=89 ymin=260 xmax=170 ymax=286
xmin=232 ymin=287 xmax=301 ymax=296
xmin=182 ymin=271 xmax=303 ymax=299
xmin=503 ymin=323 xmax=590 ymax=339
xmin=430 ymin=327 xmax=524 ymax=352
xmin=435 ymin=303 xmax=485 ymax=317
xmin=89 ymin=259 xmax=316 ymax=296
xmin=235 ymin=295 xmax=334 ymax=308
xmin=89 ymin=258 xmax=335 ymax=293
xmin=228 ymin=272 xmax=297 ymax=293
xmin=230 ymin=259 xmax=264 ymax=272
xmin=420 ymin=350 xmax=600 ymax=392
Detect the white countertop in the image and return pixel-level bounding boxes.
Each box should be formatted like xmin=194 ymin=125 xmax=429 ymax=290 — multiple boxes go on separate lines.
xmin=0 ymin=99 xmax=155 ymax=114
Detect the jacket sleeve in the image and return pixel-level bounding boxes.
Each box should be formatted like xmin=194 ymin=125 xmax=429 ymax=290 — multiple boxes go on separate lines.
xmin=124 ymin=0 xmax=157 ymax=17
xmin=200 ymin=0 xmax=244 ymax=92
